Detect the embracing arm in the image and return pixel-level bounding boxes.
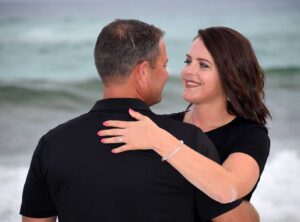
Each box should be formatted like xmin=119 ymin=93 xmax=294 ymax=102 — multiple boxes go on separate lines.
xmin=147 ymin=130 xmax=259 ymax=203
xmin=23 ymin=216 xmax=57 ymax=222
xmin=99 ymin=109 xmax=260 ymax=204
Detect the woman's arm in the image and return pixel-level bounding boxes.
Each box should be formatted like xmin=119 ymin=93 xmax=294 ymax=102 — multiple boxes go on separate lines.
xmin=99 ymin=109 xmax=260 ymax=203
xmin=23 ymin=216 xmax=57 ymax=222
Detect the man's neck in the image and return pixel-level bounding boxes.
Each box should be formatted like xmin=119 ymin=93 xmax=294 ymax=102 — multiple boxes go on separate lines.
xmin=102 ymin=84 xmax=144 ymax=101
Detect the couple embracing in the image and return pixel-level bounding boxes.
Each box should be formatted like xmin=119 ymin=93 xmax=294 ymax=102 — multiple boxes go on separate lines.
xmin=21 ymin=19 xmax=270 ymax=222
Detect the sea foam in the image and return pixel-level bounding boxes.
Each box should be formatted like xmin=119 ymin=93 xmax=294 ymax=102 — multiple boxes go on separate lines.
xmin=252 ymin=150 xmax=300 ymax=222
xmin=0 ymin=166 xmax=27 ymax=222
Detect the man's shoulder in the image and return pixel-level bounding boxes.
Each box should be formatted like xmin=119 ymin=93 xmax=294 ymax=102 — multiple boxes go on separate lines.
xmin=43 ymin=112 xmax=92 ymax=140
xmin=150 ymin=112 xmax=199 ymax=131
xmin=147 ymin=112 xmax=203 ymax=143
xmin=148 ymin=112 xmax=219 ymax=162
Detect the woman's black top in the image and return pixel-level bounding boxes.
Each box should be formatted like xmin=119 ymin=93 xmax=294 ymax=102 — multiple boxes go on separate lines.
xmin=165 ymin=112 xmax=270 ymax=200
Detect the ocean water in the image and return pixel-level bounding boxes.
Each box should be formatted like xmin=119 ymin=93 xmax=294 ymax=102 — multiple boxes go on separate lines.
xmin=0 ymin=0 xmax=300 ymax=221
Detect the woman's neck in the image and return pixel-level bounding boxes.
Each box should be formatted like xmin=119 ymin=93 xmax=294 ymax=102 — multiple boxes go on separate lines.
xmin=185 ymin=102 xmax=236 ymax=133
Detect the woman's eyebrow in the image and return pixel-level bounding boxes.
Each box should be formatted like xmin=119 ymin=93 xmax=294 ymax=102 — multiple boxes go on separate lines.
xmin=186 ymin=54 xmax=213 ymax=65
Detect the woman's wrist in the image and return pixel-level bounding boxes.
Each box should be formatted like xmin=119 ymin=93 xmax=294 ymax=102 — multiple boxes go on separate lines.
xmin=161 ymin=140 xmax=184 ymax=162
xmin=152 ymin=129 xmax=181 ymax=157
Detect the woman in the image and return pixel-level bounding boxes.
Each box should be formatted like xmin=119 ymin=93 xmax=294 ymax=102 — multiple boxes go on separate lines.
xmin=98 ymin=27 xmax=271 ymax=220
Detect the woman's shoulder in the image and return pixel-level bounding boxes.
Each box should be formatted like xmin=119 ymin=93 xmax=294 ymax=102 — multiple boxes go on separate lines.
xmin=228 ymin=116 xmax=271 ymax=172
xmin=225 ymin=116 xmax=270 ymax=153
xmin=206 ymin=116 xmax=268 ymax=139
xmin=233 ymin=116 xmax=269 ymax=136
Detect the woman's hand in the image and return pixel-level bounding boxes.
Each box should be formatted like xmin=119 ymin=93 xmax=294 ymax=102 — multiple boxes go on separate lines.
xmin=97 ymin=109 xmax=164 ymax=153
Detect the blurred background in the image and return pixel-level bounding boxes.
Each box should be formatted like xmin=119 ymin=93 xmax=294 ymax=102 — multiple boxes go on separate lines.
xmin=0 ymin=0 xmax=300 ymax=221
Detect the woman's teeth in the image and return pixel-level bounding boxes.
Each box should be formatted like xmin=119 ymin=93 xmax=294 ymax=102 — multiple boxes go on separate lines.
xmin=186 ymin=80 xmax=201 ymax=88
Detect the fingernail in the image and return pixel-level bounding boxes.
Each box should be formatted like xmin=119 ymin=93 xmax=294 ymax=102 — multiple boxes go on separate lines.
xmin=103 ymin=121 xmax=108 ymax=126
xmin=101 ymin=139 xmax=105 ymax=143
xmin=111 ymin=149 xmax=116 ymax=153
xmin=97 ymin=131 xmax=102 ymax=136
xmin=129 ymin=108 xmax=134 ymax=112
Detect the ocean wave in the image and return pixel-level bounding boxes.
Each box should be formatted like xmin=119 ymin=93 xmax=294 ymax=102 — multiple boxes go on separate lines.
xmin=0 ymin=76 xmax=184 ymax=107
xmin=20 ymin=26 xmax=97 ymax=44
xmin=0 ymin=165 xmax=28 ymax=222
xmin=0 ymin=29 xmax=96 ymax=45
xmin=0 ymin=79 xmax=102 ymax=109
xmin=0 ymin=69 xmax=298 ymax=108
xmin=252 ymin=149 xmax=300 ymax=222
xmin=265 ymin=66 xmax=300 ymax=75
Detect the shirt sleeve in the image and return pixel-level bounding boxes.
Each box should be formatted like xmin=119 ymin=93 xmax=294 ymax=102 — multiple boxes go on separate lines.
xmin=195 ymin=191 xmax=242 ymax=221
xmin=230 ymin=126 xmax=270 ymax=174
xmin=20 ymin=136 xmax=57 ymax=218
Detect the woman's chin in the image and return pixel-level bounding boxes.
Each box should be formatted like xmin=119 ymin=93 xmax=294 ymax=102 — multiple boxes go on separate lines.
xmin=182 ymin=93 xmax=196 ymax=103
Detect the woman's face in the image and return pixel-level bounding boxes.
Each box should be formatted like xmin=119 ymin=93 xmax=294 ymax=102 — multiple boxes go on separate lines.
xmin=181 ymin=38 xmax=225 ymax=105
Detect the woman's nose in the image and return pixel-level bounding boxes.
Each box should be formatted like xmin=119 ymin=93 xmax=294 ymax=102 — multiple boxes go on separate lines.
xmin=183 ymin=62 xmax=198 ymax=76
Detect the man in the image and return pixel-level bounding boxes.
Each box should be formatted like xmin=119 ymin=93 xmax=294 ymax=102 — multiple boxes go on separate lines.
xmin=20 ymin=19 xmax=242 ymax=222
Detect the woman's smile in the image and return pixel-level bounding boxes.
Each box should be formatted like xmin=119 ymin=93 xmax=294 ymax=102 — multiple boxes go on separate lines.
xmin=184 ymin=79 xmax=202 ymax=88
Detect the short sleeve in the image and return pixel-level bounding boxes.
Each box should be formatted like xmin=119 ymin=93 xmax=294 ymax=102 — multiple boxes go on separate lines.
xmin=231 ymin=126 xmax=270 ymax=173
xmin=20 ymin=136 xmax=57 ymax=218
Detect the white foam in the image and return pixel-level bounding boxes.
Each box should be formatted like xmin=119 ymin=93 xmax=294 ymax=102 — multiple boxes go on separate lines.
xmin=0 ymin=166 xmax=28 ymax=222
xmin=252 ymin=150 xmax=300 ymax=222
xmin=20 ymin=26 xmax=96 ymax=44
xmin=0 ymin=26 xmax=97 ymax=44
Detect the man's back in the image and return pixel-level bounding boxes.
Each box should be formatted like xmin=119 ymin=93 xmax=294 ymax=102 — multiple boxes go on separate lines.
xmin=21 ymin=99 xmax=239 ymax=222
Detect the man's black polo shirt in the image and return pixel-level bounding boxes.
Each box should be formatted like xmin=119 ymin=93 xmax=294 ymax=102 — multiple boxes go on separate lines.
xmin=20 ymin=98 xmax=241 ymax=222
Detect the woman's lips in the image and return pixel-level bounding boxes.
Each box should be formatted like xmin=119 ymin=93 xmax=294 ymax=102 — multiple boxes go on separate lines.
xmin=185 ymin=80 xmax=201 ymax=88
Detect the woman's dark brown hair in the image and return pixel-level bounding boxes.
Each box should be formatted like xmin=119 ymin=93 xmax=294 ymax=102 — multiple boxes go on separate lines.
xmin=191 ymin=27 xmax=271 ymax=125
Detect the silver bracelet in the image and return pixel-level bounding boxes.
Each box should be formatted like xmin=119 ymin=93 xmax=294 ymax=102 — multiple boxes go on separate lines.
xmin=161 ymin=140 xmax=184 ymax=162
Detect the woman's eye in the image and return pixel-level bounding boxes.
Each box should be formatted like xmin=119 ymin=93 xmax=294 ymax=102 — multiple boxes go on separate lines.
xmin=199 ymin=62 xmax=209 ymax=68
xmin=184 ymin=59 xmax=191 ymax=65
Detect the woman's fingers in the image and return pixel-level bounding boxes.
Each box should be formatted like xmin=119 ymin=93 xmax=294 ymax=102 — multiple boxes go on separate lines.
xmin=100 ymin=139 xmax=134 ymax=153
xmin=98 ymin=128 xmax=124 ymax=137
xmin=111 ymin=145 xmax=132 ymax=154
xmin=102 ymin=110 xmax=149 ymax=129
xmin=98 ymin=110 xmax=157 ymax=151
xmin=101 ymin=136 xmax=125 ymax=144
xmin=103 ymin=120 xmax=130 ymax=128
xmin=129 ymin=109 xmax=148 ymax=121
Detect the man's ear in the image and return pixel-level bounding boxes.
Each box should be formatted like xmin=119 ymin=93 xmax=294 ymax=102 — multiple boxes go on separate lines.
xmin=135 ymin=61 xmax=151 ymax=86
